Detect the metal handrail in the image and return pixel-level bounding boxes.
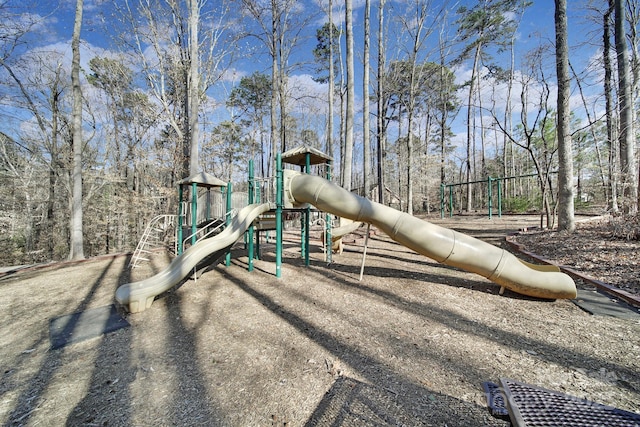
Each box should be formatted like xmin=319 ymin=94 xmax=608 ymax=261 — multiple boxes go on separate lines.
xmin=181 ymin=209 xmax=237 ymax=250
xmin=251 ymin=176 xmax=276 ymax=203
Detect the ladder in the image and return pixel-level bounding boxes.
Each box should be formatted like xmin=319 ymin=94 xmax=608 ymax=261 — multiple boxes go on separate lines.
xmin=129 ymin=215 xmax=178 ymax=269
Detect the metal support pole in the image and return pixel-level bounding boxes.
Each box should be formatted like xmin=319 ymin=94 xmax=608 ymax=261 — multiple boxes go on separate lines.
xmin=497 ymin=179 xmax=503 ymax=217
xmin=440 ymin=183 xmax=445 ymax=218
xmin=191 ymin=182 xmax=198 ymax=247
xmin=276 ymin=153 xmax=283 ymax=278
xmin=304 ymin=153 xmax=311 ymax=266
xmin=206 ymin=188 xmax=211 ymax=222
xmin=225 ymin=182 xmax=232 ymax=267
xmin=300 ymin=166 xmax=306 ymax=261
xmin=256 ymin=180 xmax=261 ymax=259
xmin=248 ymin=160 xmax=255 ymax=272
xmin=177 ymin=185 xmax=184 ymax=255
xmin=488 ymin=176 xmax=493 ymax=219
xmin=359 ymin=223 xmax=371 ymax=281
xmin=448 ymin=185 xmax=454 ymax=217
xmin=325 ymin=161 xmax=332 ymax=264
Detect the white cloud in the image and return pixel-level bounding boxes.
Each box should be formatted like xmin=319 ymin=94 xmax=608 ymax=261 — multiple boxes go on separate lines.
xmin=219 ymin=68 xmax=248 ymax=83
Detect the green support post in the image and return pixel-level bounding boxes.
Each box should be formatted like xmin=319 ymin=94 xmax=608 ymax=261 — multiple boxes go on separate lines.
xmin=300 ymin=168 xmax=306 ymax=261
xmin=304 ymin=153 xmax=311 ymax=266
xmin=276 ymin=153 xmax=283 ymax=278
xmin=448 ymin=185 xmax=454 ymax=217
xmin=255 ymin=183 xmax=261 ymax=260
xmin=325 ymin=161 xmax=332 ymax=264
xmin=248 ymin=160 xmax=255 ymax=272
xmin=440 ymin=183 xmax=445 ymax=218
xmin=488 ymin=176 xmax=493 ymax=219
xmin=225 ymin=182 xmax=232 ymax=267
xmin=206 ymin=188 xmax=211 ymax=222
xmin=191 ymin=182 xmax=198 ymax=246
xmin=497 ymin=179 xmax=502 ymax=218
xmin=177 ymin=185 xmax=184 ymax=255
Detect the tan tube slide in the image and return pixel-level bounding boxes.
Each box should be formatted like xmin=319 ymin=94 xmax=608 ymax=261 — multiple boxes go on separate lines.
xmin=116 ymin=203 xmax=273 ymax=313
xmin=327 ymin=219 xmax=363 ymax=252
xmin=285 ymin=171 xmax=576 ymax=299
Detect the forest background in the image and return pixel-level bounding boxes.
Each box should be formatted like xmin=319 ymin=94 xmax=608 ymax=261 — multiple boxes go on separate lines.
xmin=0 ymin=0 xmax=638 ymax=264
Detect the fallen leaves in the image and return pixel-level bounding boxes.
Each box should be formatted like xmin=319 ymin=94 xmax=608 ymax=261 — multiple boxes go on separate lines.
xmin=514 ymin=217 xmax=640 ymax=296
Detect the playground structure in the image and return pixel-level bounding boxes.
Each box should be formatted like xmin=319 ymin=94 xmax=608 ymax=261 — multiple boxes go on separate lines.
xmin=440 ymin=172 xmax=557 ymax=219
xmin=129 ymin=172 xmax=246 ymax=269
xmin=116 ymin=148 xmax=577 ymax=313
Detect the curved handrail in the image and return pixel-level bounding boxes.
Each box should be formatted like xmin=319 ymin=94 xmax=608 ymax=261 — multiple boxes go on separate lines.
xmin=181 ymin=209 xmax=237 ymax=250
xmin=116 ymin=203 xmax=272 ymax=312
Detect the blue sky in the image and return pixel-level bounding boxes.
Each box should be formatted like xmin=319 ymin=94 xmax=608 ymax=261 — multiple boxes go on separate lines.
xmin=8 ymin=0 xmax=605 ymax=160
xmin=27 ymin=0 xmax=600 ymax=88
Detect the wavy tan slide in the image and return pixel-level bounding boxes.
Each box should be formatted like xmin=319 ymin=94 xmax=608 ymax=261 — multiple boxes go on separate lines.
xmin=116 ymin=203 xmax=273 ymax=313
xmin=285 ymin=170 xmax=576 ymax=300
xmin=326 ymin=218 xmax=363 ymax=253
xmin=117 ymin=172 xmax=575 ymax=313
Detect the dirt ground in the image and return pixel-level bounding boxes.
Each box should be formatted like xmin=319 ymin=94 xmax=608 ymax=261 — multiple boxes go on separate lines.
xmin=1 ymin=215 xmax=639 ymax=426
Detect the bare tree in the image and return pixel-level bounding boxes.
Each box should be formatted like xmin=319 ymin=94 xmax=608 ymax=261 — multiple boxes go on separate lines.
xmin=396 ymin=0 xmax=442 ymax=214
xmin=117 ymin=0 xmax=234 ymax=180
xmin=455 ymin=0 xmax=526 ymax=212
xmin=69 ymin=0 xmax=85 ymax=259
xmin=376 ymin=0 xmax=387 ymax=204
xmin=343 ymin=0 xmax=354 ymax=191
xmin=242 ymin=0 xmax=314 ymax=172
xmin=312 ymin=0 xmax=337 ymax=161
xmin=615 ymin=0 xmax=637 ymax=212
xmin=604 ymin=0 xmax=619 ymax=212
xmin=490 ymin=46 xmax=559 ymax=227
xmin=363 ymin=0 xmax=371 ymax=197
xmin=555 ymin=0 xmax=575 ymax=232
xmin=188 ymin=0 xmax=200 ymax=176
xmin=328 ymin=0 xmax=335 ymax=163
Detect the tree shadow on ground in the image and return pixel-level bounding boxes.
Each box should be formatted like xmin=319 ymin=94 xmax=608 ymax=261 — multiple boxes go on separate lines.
xmin=158 ymin=286 xmax=226 ymax=424
xmin=299 ymin=262 xmax=640 ymax=396
xmin=63 ymin=256 xmax=134 ymax=426
xmin=4 ymin=257 xmax=129 ymax=426
xmin=220 ymin=268 xmax=509 ymax=426
xmin=305 ymin=376 xmax=504 ymax=426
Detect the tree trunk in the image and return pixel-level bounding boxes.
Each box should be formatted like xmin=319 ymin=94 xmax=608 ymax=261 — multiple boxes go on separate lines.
xmin=327 ymin=0 xmax=334 ymax=160
xmin=376 ymin=0 xmax=386 ymax=204
xmin=503 ymin=32 xmax=516 ymax=199
xmin=628 ymin=3 xmax=640 ymax=208
xmin=615 ymin=0 xmax=638 ymax=213
xmin=555 ymin=0 xmax=575 ymax=232
xmin=279 ymin=60 xmax=287 ymax=152
xmin=270 ymin=3 xmax=279 ymax=175
xmin=69 ymin=0 xmax=84 ymax=260
xmin=604 ymin=0 xmax=618 ymax=212
xmin=406 ymin=120 xmax=413 ymax=214
xmin=343 ymin=0 xmax=354 ymax=191
xmin=188 ymin=0 xmax=200 ymax=176
xmin=363 ymin=0 xmax=371 ymax=198
xmin=465 ymin=44 xmax=481 ymax=212
xmin=438 ymin=28 xmax=448 ymax=189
